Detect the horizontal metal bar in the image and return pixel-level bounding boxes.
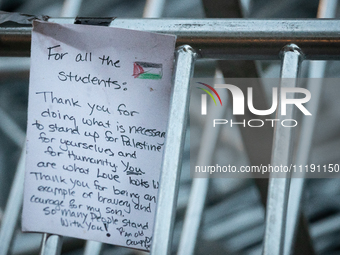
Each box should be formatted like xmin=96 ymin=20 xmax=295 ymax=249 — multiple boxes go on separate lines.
xmin=2 ymin=18 xmax=340 ymax=59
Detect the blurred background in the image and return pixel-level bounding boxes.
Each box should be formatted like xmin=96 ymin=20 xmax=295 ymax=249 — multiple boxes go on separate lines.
xmin=0 ymin=0 xmax=340 ymax=254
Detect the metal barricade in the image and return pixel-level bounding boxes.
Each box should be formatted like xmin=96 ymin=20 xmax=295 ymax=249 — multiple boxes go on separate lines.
xmin=0 ymin=2 xmax=340 ymax=254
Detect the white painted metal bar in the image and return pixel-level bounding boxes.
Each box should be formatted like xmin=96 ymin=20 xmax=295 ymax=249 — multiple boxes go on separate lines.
xmin=150 ymin=45 xmax=196 ymax=255
xmin=177 ymin=70 xmax=228 ymax=255
xmin=262 ymin=44 xmax=303 ymax=255
xmin=284 ymin=1 xmax=337 ymax=254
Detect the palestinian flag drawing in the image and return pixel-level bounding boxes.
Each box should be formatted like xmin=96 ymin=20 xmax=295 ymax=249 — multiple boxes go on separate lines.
xmin=133 ymin=61 xmax=163 ymax=80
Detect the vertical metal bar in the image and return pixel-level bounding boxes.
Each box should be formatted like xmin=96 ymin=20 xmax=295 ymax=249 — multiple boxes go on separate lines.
xmin=0 ymin=145 xmax=25 ymax=255
xmin=40 ymin=234 xmax=63 ymax=255
xmin=201 ymin=0 xmax=276 ymax=214
xmin=177 ymin=70 xmax=228 ymax=255
xmin=284 ymin=1 xmax=337 ymax=254
xmin=60 ymin=0 xmax=83 ymax=17
xmin=0 ymin=94 xmax=29 ymax=255
xmin=317 ymin=0 xmax=338 ymax=18
xmin=143 ymin=0 xmax=166 ymax=18
xmin=83 ymin=241 xmax=102 ymax=255
xmin=262 ymin=44 xmax=303 ymax=255
xmin=0 ymin=108 xmax=25 ymax=147
xmin=150 ymin=45 xmax=196 ymax=255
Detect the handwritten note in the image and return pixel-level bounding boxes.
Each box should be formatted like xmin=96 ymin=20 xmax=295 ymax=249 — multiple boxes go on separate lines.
xmin=22 ymin=20 xmax=176 ymax=251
